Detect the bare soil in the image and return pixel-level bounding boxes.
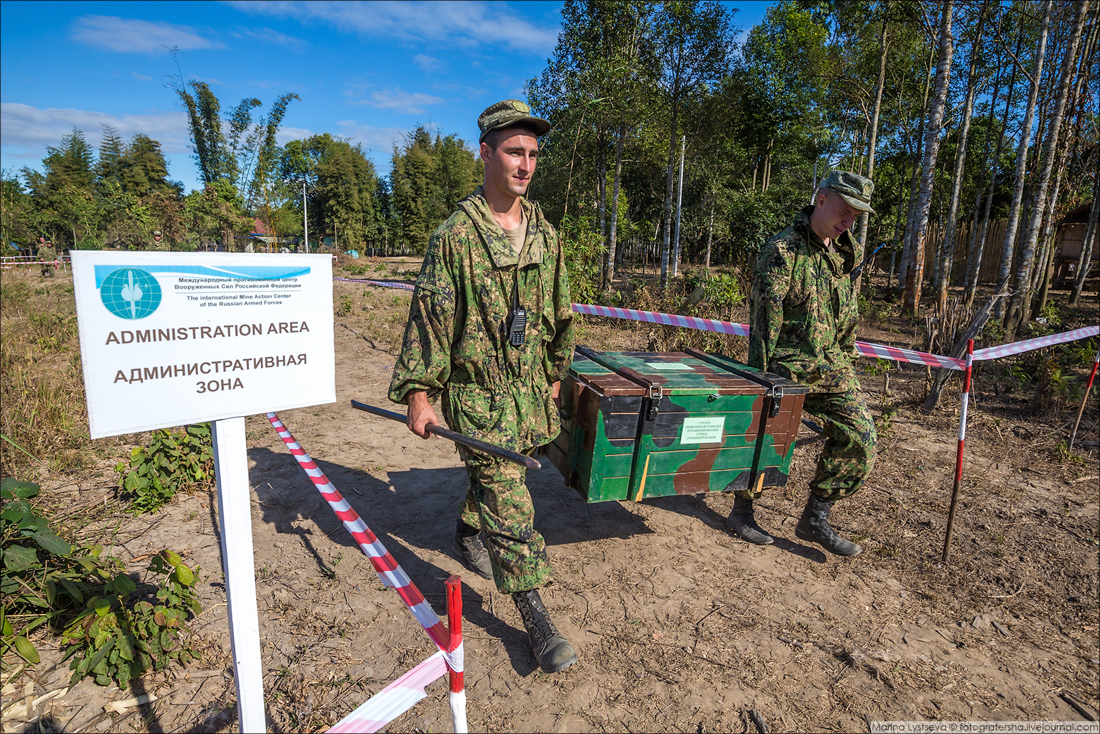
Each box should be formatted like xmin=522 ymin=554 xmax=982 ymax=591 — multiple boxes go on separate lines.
xmin=4 ymin=262 xmax=1099 ymax=733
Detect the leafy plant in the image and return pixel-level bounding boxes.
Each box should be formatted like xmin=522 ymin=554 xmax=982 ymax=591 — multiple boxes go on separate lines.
xmin=61 ymin=550 xmax=201 ymax=689
xmin=1 ymin=478 xmax=76 ymax=665
xmin=115 ymin=424 xmax=214 ymax=514
xmin=336 ymin=294 xmax=353 ymax=316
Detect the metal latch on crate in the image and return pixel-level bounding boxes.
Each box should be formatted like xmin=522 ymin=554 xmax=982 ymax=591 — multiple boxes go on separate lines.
xmin=769 ymin=386 xmax=783 ymax=417
xmin=647 ymin=384 xmax=663 ymax=419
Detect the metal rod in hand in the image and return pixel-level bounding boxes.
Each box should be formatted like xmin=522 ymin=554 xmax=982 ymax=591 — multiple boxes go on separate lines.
xmin=942 ymin=339 xmax=974 ymax=563
xmin=351 ymin=400 xmax=541 ymax=470
xmin=1068 ymin=347 xmax=1099 ymax=451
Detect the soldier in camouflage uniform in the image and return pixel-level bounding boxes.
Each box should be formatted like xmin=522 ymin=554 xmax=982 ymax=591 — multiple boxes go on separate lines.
xmin=388 ymin=99 xmax=578 ymax=673
xmin=150 ymin=230 xmax=169 ymax=251
xmin=728 ymin=171 xmax=877 ymax=557
xmin=38 ymin=237 xmax=56 ymax=278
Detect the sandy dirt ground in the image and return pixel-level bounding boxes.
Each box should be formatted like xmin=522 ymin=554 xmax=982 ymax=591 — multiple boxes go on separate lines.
xmin=4 ymin=263 xmax=1099 ymax=733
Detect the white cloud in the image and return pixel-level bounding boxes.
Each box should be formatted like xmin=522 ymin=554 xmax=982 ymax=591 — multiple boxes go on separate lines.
xmin=0 ymin=103 xmax=191 ymax=162
xmin=234 ymin=26 xmax=307 ymax=50
xmin=71 ymin=15 xmax=223 ymax=54
xmin=131 ymin=71 xmax=154 ymax=82
xmin=335 ymin=121 xmax=407 ymax=157
xmin=228 ymin=1 xmax=558 ymax=54
xmin=413 ymin=54 xmax=443 ymax=73
xmin=357 ymin=88 xmax=445 ymax=115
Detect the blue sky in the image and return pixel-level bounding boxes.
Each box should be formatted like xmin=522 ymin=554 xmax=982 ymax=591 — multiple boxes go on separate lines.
xmin=1 ymin=1 xmax=772 ymax=194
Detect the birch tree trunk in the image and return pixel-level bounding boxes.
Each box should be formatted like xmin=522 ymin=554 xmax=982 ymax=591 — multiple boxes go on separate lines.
xmin=857 ymin=18 xmax=889 ymax=295
xmin=903 ymin=0 xmax=955 ymax=313
xmin=1035 ymin=12 xmax=1097 ymax=316
xmin=993 ymin=0 xmax=1051 ymax=322
xmin=1070 ymin=175 xmax=1100 ymax=307
xmin=897 ymin=45 xmax=936 ymax=296
xmin=934 ymin=7 xmax=986 ymax=311
xmin=965 ymin=25 xmax=1022 ymax=305
xmin=604 ymin=125 xmax=626 ymax=292
xmin=1005 ymin=0 xmax=1088 ymax=339
xmin=660 ymin=102 xmax=679 ymax=289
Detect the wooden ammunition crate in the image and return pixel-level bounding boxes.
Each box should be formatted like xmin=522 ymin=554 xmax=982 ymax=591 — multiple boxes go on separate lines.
xmin=544 ymin=348 xmax=808 ymax=503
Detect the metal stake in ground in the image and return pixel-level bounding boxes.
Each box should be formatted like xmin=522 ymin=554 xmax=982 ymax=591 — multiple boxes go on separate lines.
xmin=1068 ymin=347 xmax=1099 ymax=451
xmin=351 ymin=400 xmax=541 ymax=470
xmin=942 ymin=339 xmax=974 ymax=563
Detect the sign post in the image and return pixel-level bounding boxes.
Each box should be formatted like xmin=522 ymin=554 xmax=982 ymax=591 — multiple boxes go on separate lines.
xmin=69 ymin=251 xmax=336 ymax=733
xmin=212 ymin=416 xmax=266 ymax=731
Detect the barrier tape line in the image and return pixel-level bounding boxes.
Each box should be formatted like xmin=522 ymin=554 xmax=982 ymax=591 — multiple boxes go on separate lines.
xmin=340 ymin=280 xmax=1094 ymax=370
xmin=971 ymin=325 xmax=1100 ymax=361
xmin=328 ymin=651 xmax=447 ymax=734
xmin=265 ymin=413 xmax=463 ymax=671
xmin=334 ymin=276 xmax=415 ymax=290
xmin=572 ymin=303 xmax=966 ymax=370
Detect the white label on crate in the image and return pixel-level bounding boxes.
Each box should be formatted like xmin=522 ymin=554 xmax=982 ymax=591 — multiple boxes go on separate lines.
xmin=645 ymin=361 xmax=692 ymax=371
xmin=680 ymin=416 xmax=725 ymax=444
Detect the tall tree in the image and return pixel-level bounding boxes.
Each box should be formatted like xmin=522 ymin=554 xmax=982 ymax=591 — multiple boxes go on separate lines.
xmin=903 ymin=0 xmax=955 ymax=312
xmin=1005 ymin=0 xmax=1089 ymax=337
xmin=653 ymin=0 xmax=735 ymax=288
xmin=933 ymin=2 xmax=988 ymax=309
xmin=993 ymin=0 xmax=1051 ymax=322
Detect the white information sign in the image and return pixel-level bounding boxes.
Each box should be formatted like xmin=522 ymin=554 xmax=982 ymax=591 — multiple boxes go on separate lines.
xmin=680 ymin=416 xmax=725 ymax=445
xmin=71 ymin=251 xmax=336 ymax=438
xmin=645 ymin=361 xmax=692 ymax=371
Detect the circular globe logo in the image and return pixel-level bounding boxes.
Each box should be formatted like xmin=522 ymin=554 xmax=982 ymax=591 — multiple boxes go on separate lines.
xmin=100 ymin=268 xmax=162 ymax=320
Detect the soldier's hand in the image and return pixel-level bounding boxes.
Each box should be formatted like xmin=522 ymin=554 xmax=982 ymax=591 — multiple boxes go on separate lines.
xmin=551 ymin=380 xmax=562 ymax=411
xmin=406 ymin=391 xmax=438 ymax=439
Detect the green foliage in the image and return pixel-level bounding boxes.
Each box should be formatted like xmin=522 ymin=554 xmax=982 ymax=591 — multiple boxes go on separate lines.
xmin=390 ymin=127 xmax=480 ymax=254
xmin=2 ymin=478 xmax=200 ymax=687
xmin=559 ymin=216 xmax=603 ymax=305
xmin=116 ymin=425 xmax=214 ymax=514
xmin=62 ymin=550 xmax=201 ymax=689
xmin=336 ymin=294 xmax=353 ymax=316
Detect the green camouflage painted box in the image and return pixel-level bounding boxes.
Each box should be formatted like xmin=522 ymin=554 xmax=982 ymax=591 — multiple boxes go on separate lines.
xmin=545 ymin=348 xmax=808 ymax=503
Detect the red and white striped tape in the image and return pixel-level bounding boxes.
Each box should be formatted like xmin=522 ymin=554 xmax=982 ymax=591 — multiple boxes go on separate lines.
xmin=341 ymin=281 xmax=1093 ymax=371
xmin=334 ymin=277 xmax=415 ymax=290
xmin=971 ymin=325 xmax=1100 ymax=361
xmin=572 ymin=303 xmax=965 ymax=370
xmin=264 ymin=413 xmax=462 ymax=670
xmin=328 ymin=651 xmax=448 ymax=733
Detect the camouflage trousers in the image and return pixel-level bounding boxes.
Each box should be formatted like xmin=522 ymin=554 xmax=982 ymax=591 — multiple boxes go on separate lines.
xmin=737 ymin=379 xmax=876 ymax=502
xmin=457 ymin=452 xmax=551 ymax=595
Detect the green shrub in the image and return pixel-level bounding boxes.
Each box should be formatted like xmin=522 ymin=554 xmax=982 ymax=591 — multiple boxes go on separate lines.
xmin=62 ymin=550 xmax=201 ymax=689
xmin=116 ymin=425 xmax=214 ymax=514
xmin=1 ymin=478 xmax=201 ymax=688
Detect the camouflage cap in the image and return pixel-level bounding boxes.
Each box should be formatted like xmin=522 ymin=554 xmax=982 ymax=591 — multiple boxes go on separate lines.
xmin=478 ymin=99 xmax=550 ymax=143
xmin=153 ymin=230 xmax=162 ymax=236
xmin=820 ymin=171 xmax=875 ymax=214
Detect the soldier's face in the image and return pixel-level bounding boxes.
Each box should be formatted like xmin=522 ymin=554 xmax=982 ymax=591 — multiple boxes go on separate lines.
xmin=481 ymin=131 xmax=539 ymax=200
xmin=814 ymin=190 xmax=859 ymax=240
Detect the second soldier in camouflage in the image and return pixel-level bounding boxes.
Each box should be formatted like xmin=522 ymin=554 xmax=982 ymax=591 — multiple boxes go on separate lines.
xmin=731 ymin=170 xmax=878 ymax=557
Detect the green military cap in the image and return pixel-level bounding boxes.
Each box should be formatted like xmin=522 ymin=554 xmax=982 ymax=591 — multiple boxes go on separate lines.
xmin=821 ymin=170 xmax=875 ymax=214
xmin=478 ymin=99 xmax=550 ymax=143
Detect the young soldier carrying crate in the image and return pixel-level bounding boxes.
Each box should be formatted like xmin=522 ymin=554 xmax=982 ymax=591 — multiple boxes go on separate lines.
xmin=730 ymin=171 xmax=878 ymax=557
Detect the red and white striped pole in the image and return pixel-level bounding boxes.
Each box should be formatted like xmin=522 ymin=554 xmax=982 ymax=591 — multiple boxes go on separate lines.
xmin=1068 ymin=347 xmax=1100 ymax=451
xmin=445 ymin=575 xmax=467 ymax=732
xmin=942 ymin=339 xmax=975 ymax=563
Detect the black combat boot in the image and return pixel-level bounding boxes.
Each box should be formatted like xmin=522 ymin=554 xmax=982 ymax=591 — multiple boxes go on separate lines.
xmin=512 ymin=589 xmax=578 ymax=673
xmin=725 ymin=496 xmax=774 ymax=545
xmin=452 ymin=521 xmax=492 ymax=579
xmin=794 ymin=494 xmax=862 ymax=556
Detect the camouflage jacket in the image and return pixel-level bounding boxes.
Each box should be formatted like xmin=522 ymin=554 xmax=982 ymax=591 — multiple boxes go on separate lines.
xmin=748 ymin=206 xmax=859 ymax=393
xmin=388 ymin=187 xmax=574 ymax=452
xmin=39 ymin=245 xmax=56 ymax=261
